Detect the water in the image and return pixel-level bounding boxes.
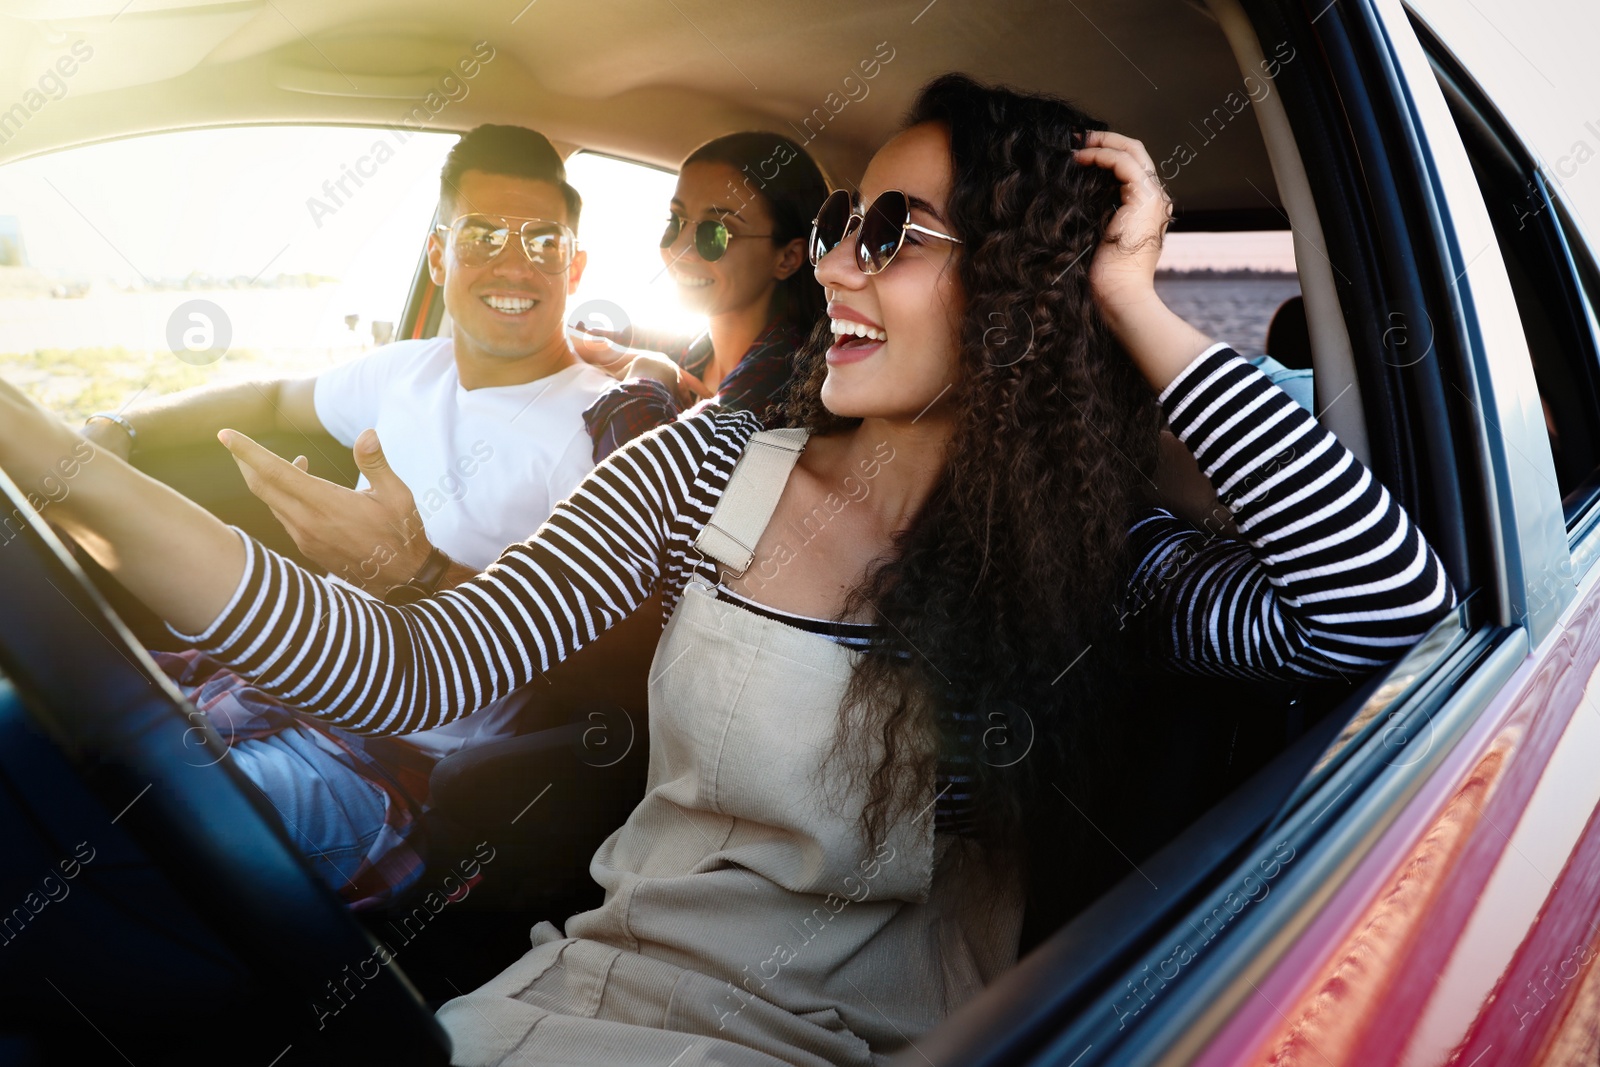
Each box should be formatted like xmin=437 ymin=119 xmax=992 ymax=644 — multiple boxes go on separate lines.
xmin=1154 ymin=276 xmax=1303 ymax=357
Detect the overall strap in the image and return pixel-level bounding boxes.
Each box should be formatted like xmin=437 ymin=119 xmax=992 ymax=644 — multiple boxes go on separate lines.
xmin=694 ymin=427 xmax=810 ymax=577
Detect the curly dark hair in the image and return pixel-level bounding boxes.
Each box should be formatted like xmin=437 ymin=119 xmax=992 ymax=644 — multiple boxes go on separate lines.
xmin=783 ymin=74 xmax=1163 ymax=904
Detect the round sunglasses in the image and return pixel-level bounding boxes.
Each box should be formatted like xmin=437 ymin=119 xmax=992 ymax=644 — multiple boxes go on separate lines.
xmin=435 ymin=213 xmax=577 ymax=274
xmin=808 ymin=188 xmax=963 ymax=275
xmin=660 ymin=213 xmax=772 ymax=262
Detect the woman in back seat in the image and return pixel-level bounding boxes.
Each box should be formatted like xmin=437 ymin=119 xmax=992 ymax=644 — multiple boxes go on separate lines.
xmin=0 ymin=72 xmax=1455 ymax=1066
xmin=576 ymin=131 xmax=830 ymax=459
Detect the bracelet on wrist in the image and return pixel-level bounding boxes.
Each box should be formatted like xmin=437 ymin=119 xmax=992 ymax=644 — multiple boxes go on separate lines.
xmin=85 ymin=412 xmax=138 ymax=446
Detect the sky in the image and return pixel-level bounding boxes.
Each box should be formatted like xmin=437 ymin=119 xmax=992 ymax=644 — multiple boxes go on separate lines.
xmin=0 ymin=126 xmax=712 ymax=335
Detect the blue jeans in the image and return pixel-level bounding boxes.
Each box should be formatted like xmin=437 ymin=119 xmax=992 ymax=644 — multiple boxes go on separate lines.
xmin=150 ymin=650 xmax=425 ymax=904
xmin=226 ymin=725 xmax=389 ymax=890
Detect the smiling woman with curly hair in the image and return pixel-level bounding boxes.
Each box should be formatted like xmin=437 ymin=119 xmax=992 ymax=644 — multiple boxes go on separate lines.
xmin=0 ymin=72 xmax=1454 ymax=1067
xmin=787 ymin=75 xmax=1165 ymax=877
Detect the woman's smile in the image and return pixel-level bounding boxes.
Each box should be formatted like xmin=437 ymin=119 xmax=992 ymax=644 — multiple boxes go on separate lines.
xmin=826 ymin=306 xmax=889 ymax=364
xmin=669 ymin=268 xmax=713 ymax=289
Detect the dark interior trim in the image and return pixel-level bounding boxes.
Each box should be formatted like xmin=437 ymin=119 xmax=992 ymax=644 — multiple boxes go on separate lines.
xmin=0 ymin=468 xmax=451 ymax=1065
xmin=898 ymin=682 xmax=1361 ymax=1067
xmin=1167 ymin=207 xmax=1294 ymax=233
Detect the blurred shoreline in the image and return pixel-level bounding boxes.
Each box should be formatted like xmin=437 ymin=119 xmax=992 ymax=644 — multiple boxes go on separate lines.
xmin=1153 ymin=275 xmax=1302 ymax=357
xmin=0 ymin=273 xmax=1305 ymax=420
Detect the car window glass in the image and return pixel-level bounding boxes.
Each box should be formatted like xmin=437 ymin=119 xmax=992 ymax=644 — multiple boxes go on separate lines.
xmin=1155 ymin=230 xmax=1302 ymax=361
xmin=1423 ymin=31 xmax=1600 ymax=523
xmin=562 ymin=151 xmax=707 ymax=341
xmin=0 ymin=126 xmax=455 ymax=420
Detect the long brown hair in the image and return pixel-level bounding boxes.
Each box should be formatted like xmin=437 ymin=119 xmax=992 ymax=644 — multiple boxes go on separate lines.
xmin=784 ymin=74 xmax=1162 ymax=887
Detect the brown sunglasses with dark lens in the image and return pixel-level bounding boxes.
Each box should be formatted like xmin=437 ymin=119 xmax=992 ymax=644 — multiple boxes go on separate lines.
xmin=808 ymin=189 xmax=962 ymax=275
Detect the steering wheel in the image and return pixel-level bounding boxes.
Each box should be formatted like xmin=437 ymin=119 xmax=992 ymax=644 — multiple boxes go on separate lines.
xmin=0 ymin=467 xmax=450 ymax=1064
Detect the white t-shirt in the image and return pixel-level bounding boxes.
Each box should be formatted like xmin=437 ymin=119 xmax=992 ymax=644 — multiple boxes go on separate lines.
xmin=313 ymin=336 xmax=614 ymax=758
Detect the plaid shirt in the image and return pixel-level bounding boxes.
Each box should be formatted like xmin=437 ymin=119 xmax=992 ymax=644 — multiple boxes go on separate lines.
xmin=582 ymin=319 xmax=805 ymax=462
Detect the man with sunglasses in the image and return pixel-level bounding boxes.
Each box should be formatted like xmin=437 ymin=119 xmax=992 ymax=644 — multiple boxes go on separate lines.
xmin=79 ymin=125 xmax=618 ymax=905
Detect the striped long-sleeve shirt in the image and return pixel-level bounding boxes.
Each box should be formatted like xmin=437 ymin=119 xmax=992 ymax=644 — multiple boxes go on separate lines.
xmin=1122 ymin=345 xmax=1455 ymax=678
xmin=175 ymin=344 xmax=1456 ymax=784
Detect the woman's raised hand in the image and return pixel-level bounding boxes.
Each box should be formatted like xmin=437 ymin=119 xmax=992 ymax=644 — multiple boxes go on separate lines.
xmin=1073 ymin=130 xmax=1213 ymax=392
xmin=1073 ymin=130 xmax=1173 ymax=312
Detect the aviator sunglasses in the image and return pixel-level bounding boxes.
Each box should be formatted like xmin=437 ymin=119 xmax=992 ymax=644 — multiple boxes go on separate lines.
xmin=435 ymin=213 xmax=577 ymax=274
xmin=808 ymin=188 xmax=963 ymax=275
xmin=660 ymin=213 xmax=772 ymax=262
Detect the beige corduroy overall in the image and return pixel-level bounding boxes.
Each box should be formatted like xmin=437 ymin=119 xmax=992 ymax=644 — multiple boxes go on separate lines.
xmin=439 ymin=428 xmax=1026 ymax=1067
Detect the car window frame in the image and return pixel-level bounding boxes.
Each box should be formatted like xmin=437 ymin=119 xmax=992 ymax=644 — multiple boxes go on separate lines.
xmin=400 ymin=202 xmax=445 ymax=341
xmin=1549 ymin=186 xmax=1600 ymax=545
